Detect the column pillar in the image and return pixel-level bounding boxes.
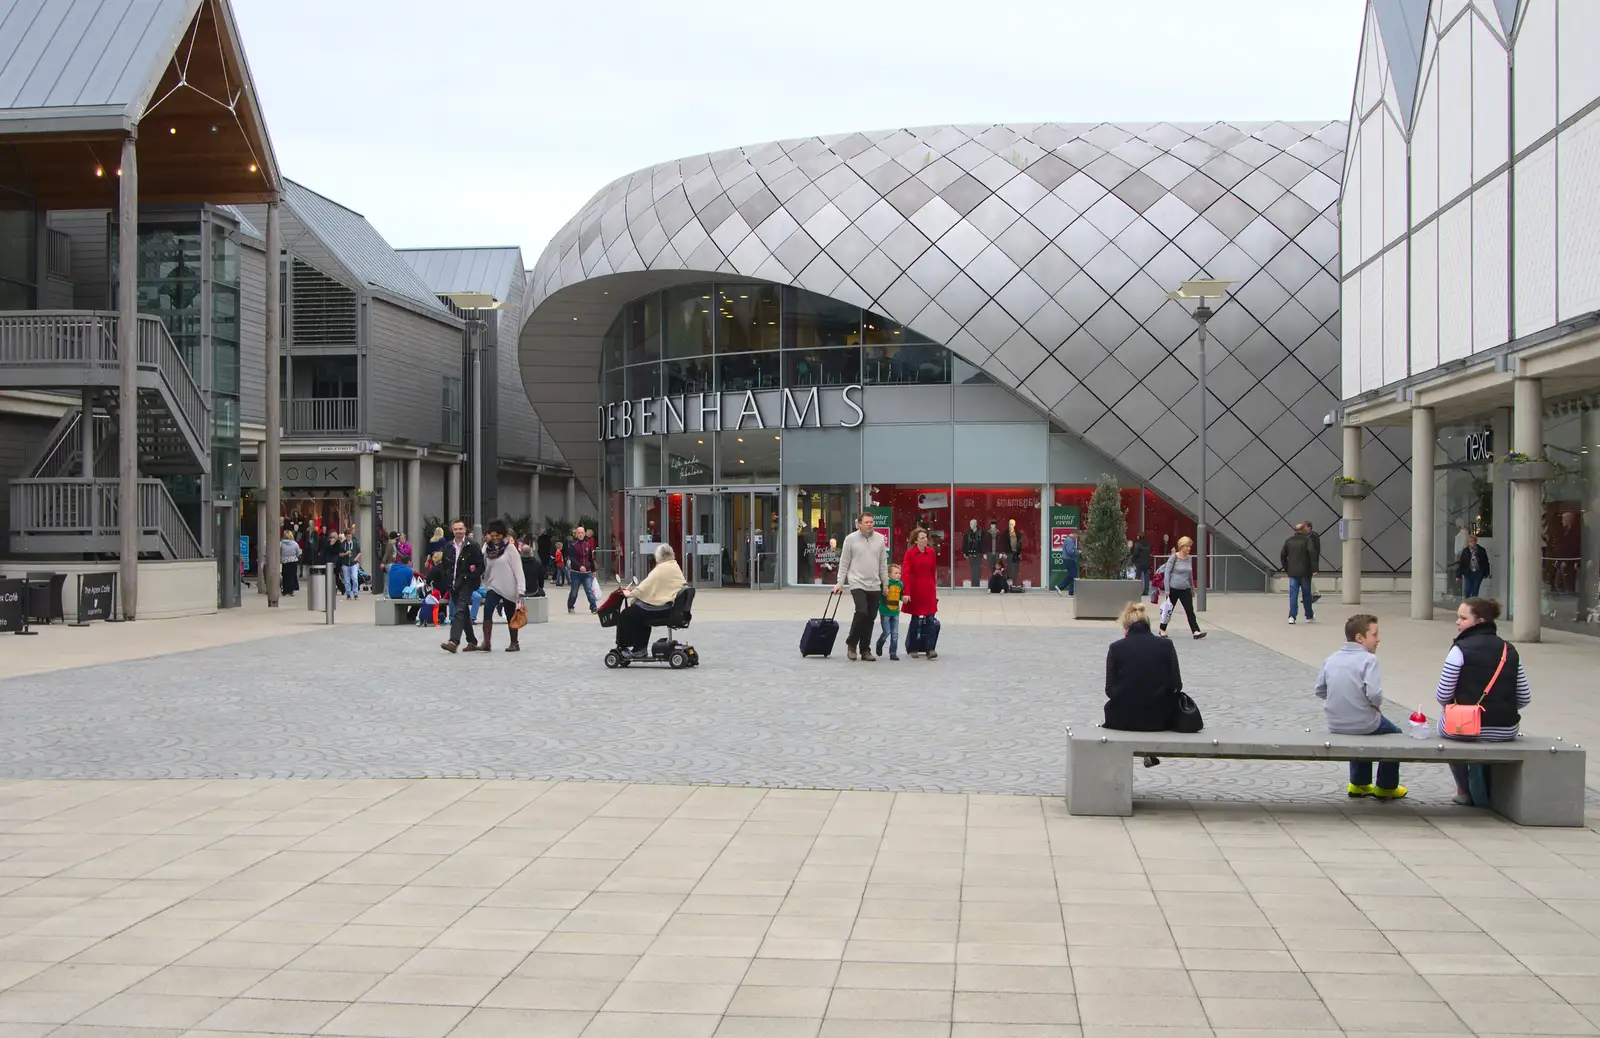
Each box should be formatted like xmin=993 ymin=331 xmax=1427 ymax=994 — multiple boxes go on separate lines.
xmin=263 ymin=200 xmax=282 ymax=605
xmin=1411 ymin=405 xmax=1436 ymax=619
xmin=529 ymin=473 xmax=541 ymax=529
xmin=117 ymin=135 xmax=139 ymax=620
xmin=566 ymin=476 xmax=577 ymax=520
xmin=1341 ymin=424 xmax=1363 ymax=604
xmin=447 ymin=461 xmax=462 ymax=523
xmin=1511 ymin=377 xmax=1543 ymax=642
xmin=406 ymin=456 xmax=423 ymax=562
xmin=358 ymin=452 xmax=375 ymax=580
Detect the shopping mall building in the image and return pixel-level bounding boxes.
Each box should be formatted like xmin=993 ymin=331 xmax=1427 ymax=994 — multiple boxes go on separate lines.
xmin=520 ymin=120 xmax=1364 ymax=590
xmin=1339 ymin=0 xmax=1600 ymax=639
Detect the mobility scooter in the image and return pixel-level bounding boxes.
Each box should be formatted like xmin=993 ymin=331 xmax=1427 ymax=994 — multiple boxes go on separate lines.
xmin=600 ymin=585 xmax=699 ymax=669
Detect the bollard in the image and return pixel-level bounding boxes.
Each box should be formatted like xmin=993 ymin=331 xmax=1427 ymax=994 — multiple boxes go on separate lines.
xmin=325 ymin=562 xmax=337 ymax=625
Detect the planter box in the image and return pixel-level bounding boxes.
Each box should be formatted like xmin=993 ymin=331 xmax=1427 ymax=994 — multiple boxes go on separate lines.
xmin=1072 ymin=578 xmax=1144 ymax=620
xmin=1333 ymin=482 xmax=1372 ymax=499
xmin=1500 ymin=461 xmax=1556 ymax=482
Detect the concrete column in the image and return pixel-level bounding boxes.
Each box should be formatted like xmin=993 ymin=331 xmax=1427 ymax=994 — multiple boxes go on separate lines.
xmin=1511 ymin=377 xmax=1543 ymax=642
xmin=255 ymin=502 xmax=267 ymax=595
xmin=1411 ymin=405 xmax=1436 ymax=619
xmin=447 ymin=462 xmax=462 ymax=523
xmin=117 ymin=135 xmax=139 ymax=620
xmin=529 ymin=473 xmax=541 ymax=528
xmin=566 ymin=476 xmax=577 ymax=520
xmin=406 ymin=457 xmax=422 ymax=559
xmin=263 ymin=200 xmax=282 ymax=606
xmin=358 ymin=452 xmax=375 ymax=578
xmin=1341 ymin=424 xmax=1363 ymax=604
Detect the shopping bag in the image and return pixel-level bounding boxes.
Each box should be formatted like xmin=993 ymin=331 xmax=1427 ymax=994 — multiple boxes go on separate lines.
xmin=509 ymin=604 xmax=528 ymax=630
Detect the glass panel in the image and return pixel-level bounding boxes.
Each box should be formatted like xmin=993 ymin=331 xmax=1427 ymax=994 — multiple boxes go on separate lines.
xmin=626 ymin=294 xmax=662 ymax=364
xmin=789 ymin=288 xmax=860 ymax=348
xmin=664 ymin=286 xmax=713 ymax=358
xmin=1435 ymin=419 xmax=1496 ymax=602
xmin=717 ymin=351 xmax=782 ymax=392
xmin=602 ymin=310 xmax=626 ymax=369
xmin=625 ymin=362 xmax=662 ymax=400
xmin=664 ymin=357 xmax=714 ymax=395
xmin=952 ymin=355 xmax=995 ymax=385
xmin=211 ymin=222 xmax=240 ymax=283
xmin=627 ymin=436 xmax=662 ymax=488
xmin=1141 ymin=487 xmax=1197 ymax=565
xmin=0 ymin=207 xmax=36 ymax=288
xmin=719 ymin=429 xmax=781 ymax=484
xmin=786 ymin=347 xmax=860 ymax=388
xmin=713 ymin=283 xmax=781 ymax=352
xmin=865 ymin=343 xmax=951 ymax=385
xmin=0 ymin=278 xmax=31 ymax=309
xmin=1538 ymin=400 xmax=1597 ymax=632
xmin=663 ymin=432 xmax=714 ymax=486
xmin=796 ymin=485 xmax=859 ymax=585
xmin=603 ymin=366 xmax=624 ymax=404
xmin=953 ymin=487 xmax=1043 ymax=588
xmin=866 ymin=484 xmax=953 ymax=586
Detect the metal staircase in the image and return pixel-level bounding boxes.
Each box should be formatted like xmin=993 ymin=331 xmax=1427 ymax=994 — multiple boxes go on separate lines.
xmin=1 ymin=312 xmax=210 ymax=561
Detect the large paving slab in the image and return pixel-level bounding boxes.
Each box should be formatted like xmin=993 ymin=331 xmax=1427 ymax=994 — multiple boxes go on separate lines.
xmin=8 ymin=616 xmax=1593 ymax=810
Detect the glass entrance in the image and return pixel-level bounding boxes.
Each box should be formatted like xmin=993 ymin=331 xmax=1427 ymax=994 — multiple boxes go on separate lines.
xmin=721 ymin=489 xmax=781 ymax=588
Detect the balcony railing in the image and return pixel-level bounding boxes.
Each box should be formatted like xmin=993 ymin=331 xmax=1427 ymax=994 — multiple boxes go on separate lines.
xmin=9 ymin=477 xmax=204 ymax=560
xmin=46 ymin=229 xmax=71 ymax=279
xmin=285 ymin=397 xmax=359 ymax=435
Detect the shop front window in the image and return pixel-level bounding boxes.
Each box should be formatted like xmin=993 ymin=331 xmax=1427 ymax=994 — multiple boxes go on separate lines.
xmin=626 ymin=362 xmax=662 ymax=400
xmin=665 ymin=357 xmax=714 ymax=396
xmin=664 ymin=286 xmax=713 ymax=358
xmin=627 ymin=294 xmax=662 ymax=364
xmin=715 ymin=283 xmax=781 ymax=352
xmin=787 ymin=346 xmax=860 ymax=388
xmin=1541 ymin=398 xmax=1598 ymax=632
xmin=718 ymin=351 xmax=781 ymax=392
xmin=1435 ymin=420 xmax=1497 ymax=602
xmin=720 ymin=430 xmax=780 ymax=484
xmin=865 ymin=484 xmax=952 ymax=586
xmin=796 ymin=485 xmax=859 ymax=585
xmin=954 ymin=487 xmax=1043 ymax=588
xmin=663 ymin=433 xmax=714 ymax=487
xmin=788 ymin=288 xmax=860 ymax=349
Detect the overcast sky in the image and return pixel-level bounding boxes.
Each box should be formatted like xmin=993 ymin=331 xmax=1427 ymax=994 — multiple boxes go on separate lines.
xmin=232 ymin=0 xmax=1366 ymax=269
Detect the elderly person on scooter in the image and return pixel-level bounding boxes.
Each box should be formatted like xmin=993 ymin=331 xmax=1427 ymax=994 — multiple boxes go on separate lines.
xmin=615 ymin=544 xmax=688 ymax=659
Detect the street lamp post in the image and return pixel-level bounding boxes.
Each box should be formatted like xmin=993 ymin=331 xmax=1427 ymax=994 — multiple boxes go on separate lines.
xmin=1168 ymin=279 xmax=1234 ymax=612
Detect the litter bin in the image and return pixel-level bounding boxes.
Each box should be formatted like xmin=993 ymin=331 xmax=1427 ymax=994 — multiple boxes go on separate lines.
xmin=307 ymin=568 xmax=326 ymax=612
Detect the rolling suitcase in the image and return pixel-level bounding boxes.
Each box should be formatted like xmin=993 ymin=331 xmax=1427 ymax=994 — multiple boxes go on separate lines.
xmin=801 ymin=587 xmax=844 ymax=657
xmin=907 ymin=615 xmax=941 ymax=654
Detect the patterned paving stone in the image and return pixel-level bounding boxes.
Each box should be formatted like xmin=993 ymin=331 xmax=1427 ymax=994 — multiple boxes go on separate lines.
xmin=0 ymin=620 xmax=1589 ymax=807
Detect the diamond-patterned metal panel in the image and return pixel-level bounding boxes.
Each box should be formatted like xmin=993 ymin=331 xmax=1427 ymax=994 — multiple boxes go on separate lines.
xmin=525 ymin=120 xmax=1349 ymax=567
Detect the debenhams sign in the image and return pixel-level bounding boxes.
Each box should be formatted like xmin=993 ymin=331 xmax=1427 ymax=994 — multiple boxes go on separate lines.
xmin=599 ymin=386 xmax=863 ymax=441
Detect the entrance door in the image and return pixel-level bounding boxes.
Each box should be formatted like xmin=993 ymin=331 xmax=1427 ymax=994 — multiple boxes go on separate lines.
xmin=720 ymin=489 xmax=781 ymax=588
xmin=625 ymin=492 xmax=662 ymax=583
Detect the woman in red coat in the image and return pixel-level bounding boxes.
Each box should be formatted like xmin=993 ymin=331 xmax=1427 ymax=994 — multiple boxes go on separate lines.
xmin=901 ymin=527 xmax=940 ymax=659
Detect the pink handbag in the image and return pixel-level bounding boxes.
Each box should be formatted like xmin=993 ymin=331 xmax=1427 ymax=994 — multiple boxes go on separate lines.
xmin=1443 ymin=645 xmax=1507 ymax=737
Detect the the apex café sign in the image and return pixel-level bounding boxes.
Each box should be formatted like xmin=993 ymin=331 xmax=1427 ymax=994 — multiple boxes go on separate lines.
xmin=599 ymin=386 xmax=864 ymax=441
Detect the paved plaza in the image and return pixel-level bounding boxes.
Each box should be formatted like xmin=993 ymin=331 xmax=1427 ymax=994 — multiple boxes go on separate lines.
xmin=0 ymin=591 xmax=1597 ymax=1036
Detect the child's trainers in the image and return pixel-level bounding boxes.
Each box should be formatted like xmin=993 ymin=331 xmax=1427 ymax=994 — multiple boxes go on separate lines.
xmin=1347 ymin=783 xmax=1376 ymax=797
xmin=889 ymin=653 xmax=899 ymax=661
xmin=1372 ymin=785 xmax=1408 ymax=799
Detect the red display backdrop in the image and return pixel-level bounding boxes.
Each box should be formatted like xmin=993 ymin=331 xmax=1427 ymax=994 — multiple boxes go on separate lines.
xmin=865 ymin=485 xmax=953 ymax=586
xmin=954 ymin=487 xmax=1042 ymax=587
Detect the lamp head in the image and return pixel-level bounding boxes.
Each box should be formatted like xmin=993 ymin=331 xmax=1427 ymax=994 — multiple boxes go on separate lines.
xmin=1168 ymin=279 xmax=1234 ymax=301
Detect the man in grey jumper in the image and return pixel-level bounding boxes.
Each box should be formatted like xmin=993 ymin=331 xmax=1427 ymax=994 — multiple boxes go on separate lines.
xmin=1313 ymin=613 xmax=1405 ymax=798
xmin=835 ymin=511 xmax=888 ymax=661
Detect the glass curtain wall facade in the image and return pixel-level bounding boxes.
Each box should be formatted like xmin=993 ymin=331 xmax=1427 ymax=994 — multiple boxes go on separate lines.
xmin=0 ymin=151 xmax=35 ymax=309
xmin=1539 ymin=394 xmax=1599 ymax=634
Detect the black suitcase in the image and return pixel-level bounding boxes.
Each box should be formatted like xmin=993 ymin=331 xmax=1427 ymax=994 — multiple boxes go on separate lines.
xmin=801 ymin=588 xmax=844 ymax=657
xmin=907 ymin=615 xmax=941 ymax=654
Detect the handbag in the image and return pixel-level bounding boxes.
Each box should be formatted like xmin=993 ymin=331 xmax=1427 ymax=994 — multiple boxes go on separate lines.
xmin=509 ymin=604 xmax=528 ymax=630
xmin=1173 ymin=692 xmax=1204 ymax=733
xmin=1442 ymin=644 xmax=1508 ymax=737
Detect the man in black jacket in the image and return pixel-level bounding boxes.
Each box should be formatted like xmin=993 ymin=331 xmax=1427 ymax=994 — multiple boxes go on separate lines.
xmin=1457 ymin=532 xmax=1490 ymax=597
xmin=1281 ymin=522 xmax=1317 ymax=625
xmin=440 ymin=519 xmax=486 ymax=653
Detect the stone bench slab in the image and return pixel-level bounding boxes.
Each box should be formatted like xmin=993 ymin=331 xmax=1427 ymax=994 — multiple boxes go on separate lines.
xmin=1065 ymin=726 xmax=1586 ymax=827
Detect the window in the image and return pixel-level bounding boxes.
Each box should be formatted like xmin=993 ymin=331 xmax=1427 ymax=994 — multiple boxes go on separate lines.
xmin=796 ymin=485 xmax=860 ymax=585
xmin=625 ymin=362 xmax=662 ymax=400
xmin=788 ymin=288 xmax=860 ymax=348
xmin=786 ymin=347 xmax=860 ymax=388
xmin=720 ymin=429 xmax=781 ymax=484
xmin=441 ymin=377 xmax=462 ymax=444
xmin=714 ymin=283 xmax=781 ymax=352
xmin=954 ymin=487 xmax=1043 ymax=588
xmin=664 ymin=286 xmax=713 ymax=358
xmin=602 ymin=311 xmax=626 ymax=369
xmin=0 ymin=201 xmax=37 ymax=306
xmin=865 ymin=343 xmax=951 ymax=385
xmin=627 ymin=294 xmax=662 ymax=364
xmin=866 ymin=484 xmax=953 ymax=586
xmin=718 ymin=351 xmax=781 ymax=392
xmin=663 ymin=433 xmax=713 ymax=486
xmin=664 ymin=357 xmax=714 ymax=396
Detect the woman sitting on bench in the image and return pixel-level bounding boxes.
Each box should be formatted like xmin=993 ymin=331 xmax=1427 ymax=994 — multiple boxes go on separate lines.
xmin=615 ymin=544 xmax=688 ymax=657
xmin=1104 ymin=601 xmax=1188 ymax=768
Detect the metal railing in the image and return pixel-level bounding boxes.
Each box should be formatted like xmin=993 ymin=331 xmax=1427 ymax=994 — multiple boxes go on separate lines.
xmin=9 ymin=477 xmax=203 ymax=560
xmin=286 ymin=397 xmax=359 ymax=435
xmin=1152 ymin=553 xmax=1273 ymax=593
xmin=0 ymin=312 xmax=209 ymax=464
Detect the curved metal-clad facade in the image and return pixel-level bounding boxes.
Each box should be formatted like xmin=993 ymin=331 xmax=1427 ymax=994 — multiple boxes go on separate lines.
xmin=522 ymin=121 xmax=1350 ymax=565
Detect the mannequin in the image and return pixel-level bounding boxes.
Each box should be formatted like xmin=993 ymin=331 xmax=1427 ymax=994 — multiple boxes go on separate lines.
xmin=962 ymin=518 xmax=983 ymax=587
xmin=1007 ymin=518 xmax=1024 ymax=580
xmin=820 ymin=537 xmax=839 ymax=584
xmin=984 ymin=520 xmax=1003 ymax=578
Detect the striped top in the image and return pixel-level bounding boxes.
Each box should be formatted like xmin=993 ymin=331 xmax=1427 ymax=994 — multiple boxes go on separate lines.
xmin=1435 ymin=645 xmax=1532 ymax=740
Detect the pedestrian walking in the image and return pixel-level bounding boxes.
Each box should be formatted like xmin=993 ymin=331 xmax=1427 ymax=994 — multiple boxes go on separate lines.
xmin=900 ymin=527 xmax=939 ymax=659
xmin=479 ymin=519 xmax=527 ymax=653
xmin=875 ymin=563 xmax=905 ymax=661
xmin=279 ymin=529 xmax=300 ymax=596
xmin=338 ymin=533 xmax=361 ymax=600
xmin=1157 ymin=536 xmax=1206 ymax=639
xmin=1281 ymin=521 xmax=1317 ymax=625
xmin=1130 ymin=532 xmax=1152 ymax=596
xmin=440 ymin=520 xmax=486 ymax=652
xmin=1457 ymin=532 xmax=1490 ymax=598
xmin=1052 ymin=530 xmax=1080 ymax=597
xmin=566 ymin=525 xmax=598 ymax=613
xmin=835 ymin=511 xmax=888 ymax=661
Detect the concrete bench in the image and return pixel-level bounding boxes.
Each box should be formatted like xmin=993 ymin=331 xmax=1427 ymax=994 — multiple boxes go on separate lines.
xmin=374 ymin=597 xmax=415 ymax=626
xmin=520 ymin=595 xmax=549 ymax=624
xmin=1065 ymin=726 xmax=1587 ymax=827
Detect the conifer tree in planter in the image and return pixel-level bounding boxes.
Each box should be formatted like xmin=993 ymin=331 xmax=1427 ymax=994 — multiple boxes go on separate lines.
xmin=1073 ymin=474 xmax=1141 ymax=619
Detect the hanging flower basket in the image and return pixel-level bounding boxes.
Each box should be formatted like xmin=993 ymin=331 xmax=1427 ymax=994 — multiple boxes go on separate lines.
xmin=1499 ymin=461 xmax=1555 ymax=482
xmin=1331 ymin=478 xmax=1371 ymax=500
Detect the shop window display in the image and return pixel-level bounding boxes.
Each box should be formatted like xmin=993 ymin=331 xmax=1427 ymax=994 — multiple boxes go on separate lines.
xmin=954 ymin=487 xmax=1042 ymax=587
xmin=1540 ymin=400 xmax=1598 ymax=631
xmin=796 ymin=485 xmax=858 ymax=584
xmin=1434 ymin=421 xmax=1497 ymax=602
xmin=865 ymin=484 xmax=952 ymax=586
